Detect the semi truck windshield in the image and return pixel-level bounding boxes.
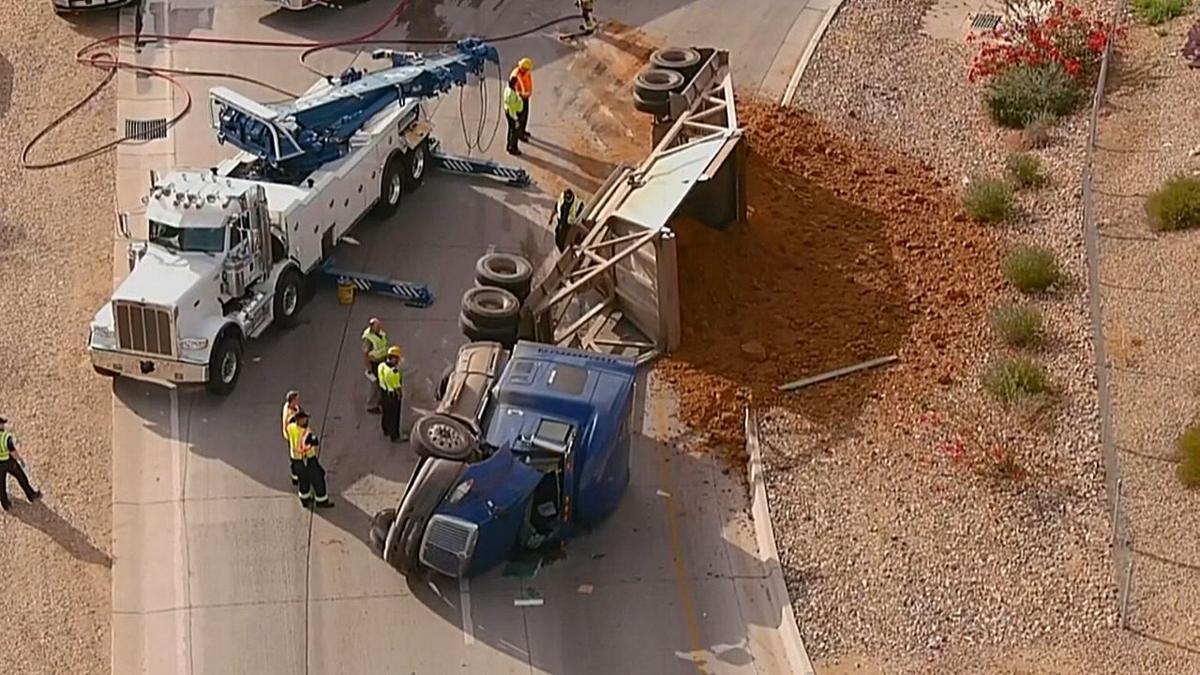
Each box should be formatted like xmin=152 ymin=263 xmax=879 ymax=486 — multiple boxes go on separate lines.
xmin=149 ymin=220 xmax=225 ymax=253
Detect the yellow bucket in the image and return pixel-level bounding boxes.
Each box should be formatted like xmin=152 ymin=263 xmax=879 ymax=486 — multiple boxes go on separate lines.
xmin=336 ymin=279 xmax=355 ymax=305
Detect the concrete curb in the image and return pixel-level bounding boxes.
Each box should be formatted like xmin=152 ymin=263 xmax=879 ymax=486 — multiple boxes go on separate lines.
xmin=781 ymin=0 xmax=848 ymax=107
xmin=745 ymin=408 xmax=816 ymax=675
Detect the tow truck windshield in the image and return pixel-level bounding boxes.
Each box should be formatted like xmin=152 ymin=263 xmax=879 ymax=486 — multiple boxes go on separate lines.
xmin=149 ymin=219 xmax=225 ymax=253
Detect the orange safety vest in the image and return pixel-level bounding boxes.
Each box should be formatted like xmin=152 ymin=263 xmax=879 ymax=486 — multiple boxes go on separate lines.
xmin=510 ymin=67 xmax=532 ymax=98
xmin=298 ymin=430 xmax=319 ymax=460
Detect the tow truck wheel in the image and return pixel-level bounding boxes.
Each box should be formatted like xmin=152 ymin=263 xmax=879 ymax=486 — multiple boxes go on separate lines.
xmin=461 ymin=286 xmax=520 ymax=329
xmin=413 ymin=414 xmax=478 ymax=461
xmin=373 ymin=154 xmax=404 ymax=219
xmin=273 ymin=267 xmax=305 ymax=328
xmin=206 ymin=335 xmax=243 ymax=396
xmin=404 ymin=141 xmax=427 ymax=191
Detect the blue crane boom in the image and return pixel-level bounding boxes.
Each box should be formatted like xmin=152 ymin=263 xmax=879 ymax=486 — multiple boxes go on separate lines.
xmin=210 ymin=38 xmax=500 ymax=180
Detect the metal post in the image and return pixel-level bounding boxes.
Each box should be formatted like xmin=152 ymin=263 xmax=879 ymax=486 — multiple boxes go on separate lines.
xmin=1119 ymin=559 xmax=1134 ymax=629
xmin=1111 ymin=476 xmax=1122 ymax=546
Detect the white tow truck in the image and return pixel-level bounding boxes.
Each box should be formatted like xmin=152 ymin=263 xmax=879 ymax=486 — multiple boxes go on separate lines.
xmin=88 ymin=40 xmax=509 ymax=394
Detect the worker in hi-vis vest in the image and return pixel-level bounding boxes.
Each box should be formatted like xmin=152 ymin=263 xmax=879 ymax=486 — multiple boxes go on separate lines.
xmin=550 ymin=188 xmax=586 ymax=252
xmin=361 ymin=318 xmax=388 ymax=414
xmin=504 ymin=76 xmax=525 ymax=156
xmin=510 ymin=57 xmax=533 ymax=141
xmin=282 ymin=390 xmax=303 ymax=485
xmin=377 ymin=346 xmax=405 ymax=442
xmin=0 ymin=417 xmax=42 ymax=512
xmin=577 ymin=0 xmax=597 ymax=33
xmin=291 ymin=411 xmax=332 ymax=509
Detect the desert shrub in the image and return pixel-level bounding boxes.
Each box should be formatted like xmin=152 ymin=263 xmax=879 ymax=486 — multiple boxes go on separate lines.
xmin=1133 ymin=0 xmax=1189 ymax=25
xmin=991 ymin=304 xmax=1044 ymax=348
xmin=1005 ymin=153 xmax=1047 ymax=188
xmin=963 ymin=177 xmax=1015 ymax=222
xmin=985 ymin=63 xmax=1085 ymax=128
xmin=1185 ymin=22 xmax=1200 ymax=66
xmin=1146 ymin=175 xmax=1200 ymax=231
xmin=1177 ymin=425 xmax=1200 ymax=487
xmin=983 ymin=355 xmax=1050 ymax=403
xmin=1021 ymin=112 xmax=1056 ymax=148
xmin=1003 ymin=245 xmax=1061 ymax=292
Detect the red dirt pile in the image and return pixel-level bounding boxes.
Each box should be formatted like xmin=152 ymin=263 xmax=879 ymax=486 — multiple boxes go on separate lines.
xmin=657 ymin=102 xmax=1004 ymax=465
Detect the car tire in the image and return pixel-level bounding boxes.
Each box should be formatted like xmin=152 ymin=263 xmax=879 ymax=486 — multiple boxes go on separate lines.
xmin=372 ymin=153 xmax=404 ymax=219
xmin=205 ymin=334 xmax=243 ymax=396
xmin=461 ymin=286 xmax=520 ymax=329
xmin=633 ymin=90 xmax=669 ymax=116
xmin=370 ymin=508 xmax=397 ymax=552
xmin=474 ymin=253 xmax=533 ymax=301
xmin=273 ymin=267 xmax=305 ymax=328
xmin=649 ymin=47 xmax=702 ymax=76
xmin=413 ymin=414 xmax=478 ymax=462
xmin=93 ymin=365 xmax=117 ymax=378
xmin=633 ymin=68 xmax=685 ymax=102
xmin=404 ymin=140 xmax=427 ymax=192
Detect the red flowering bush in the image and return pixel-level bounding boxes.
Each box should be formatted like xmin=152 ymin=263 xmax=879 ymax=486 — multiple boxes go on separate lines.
xmin=969 ymin=0 xmax=1121 ymax=84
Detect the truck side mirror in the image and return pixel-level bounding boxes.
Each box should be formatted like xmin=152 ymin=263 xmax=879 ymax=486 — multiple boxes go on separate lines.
xmin=117 ymin=212 xmax=131 ymax=240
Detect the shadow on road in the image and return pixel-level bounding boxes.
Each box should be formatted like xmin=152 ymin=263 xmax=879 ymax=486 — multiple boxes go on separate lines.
xmin=12 ymin=501 xmax=113 ymax=568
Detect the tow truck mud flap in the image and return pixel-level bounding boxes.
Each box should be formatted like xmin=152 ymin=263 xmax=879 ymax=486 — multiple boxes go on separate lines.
xmin=383 ymin=457 xmax=463 ymax=574
xmin=524 ymin=49 xmax=743 ymax=364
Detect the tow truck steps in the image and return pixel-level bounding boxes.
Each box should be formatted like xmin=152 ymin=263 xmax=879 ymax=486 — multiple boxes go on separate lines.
xmin=429 ymin=147 xmax=531 ymax=187
xmin=320 ymin=264 xmax=434 ymax=308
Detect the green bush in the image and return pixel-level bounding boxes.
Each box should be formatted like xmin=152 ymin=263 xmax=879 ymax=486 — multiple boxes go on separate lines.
xmin=963 ymin=177 xmax=1015 ymax=223
xmin=1002 ymin=245 xmax=1061 ymax=292
xmin=1177 ymin=425 xmax=1200 ymax=487
xmin=1146 ymin=175 xmax=1200 ymax=231
xmin=985 ymin=63 xmax=1084 ymax=129
xmin=1133 ymin=0 xmax=1189 ymax=24
xmin=1005 ymin=153 xmax=1047 ymax=188
xmin=983 ymin=356 xmax=1050 ymax=403
xmin=990 ymin=304 xmax=1044 ymax=348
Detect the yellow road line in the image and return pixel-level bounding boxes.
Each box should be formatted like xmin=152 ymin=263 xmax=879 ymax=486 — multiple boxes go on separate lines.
xmin=651 ymin=383 xmax=710 ymax=674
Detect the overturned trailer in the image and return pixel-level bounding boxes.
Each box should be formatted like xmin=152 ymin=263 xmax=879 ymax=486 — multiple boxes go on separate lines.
xmin=525 ymin=47 xmax=746 ymax=364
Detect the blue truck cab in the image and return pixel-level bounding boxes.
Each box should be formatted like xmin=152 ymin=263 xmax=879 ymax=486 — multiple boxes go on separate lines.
xmin=370 ymin=340 xmax=638 ymax=578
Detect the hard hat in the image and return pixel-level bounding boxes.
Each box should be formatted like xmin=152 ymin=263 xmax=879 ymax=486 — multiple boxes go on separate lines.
xmin=518 ymin=57 xmax=533 ymax=71
xmin=368 ymin=317 xmax=381 ymax=327
xmin=387 ymin=346 xmax=403 ymax=358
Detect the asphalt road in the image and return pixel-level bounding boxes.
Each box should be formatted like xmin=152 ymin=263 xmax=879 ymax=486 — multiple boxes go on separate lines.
xmin=109 ymin=1 xmax=825 ymax=672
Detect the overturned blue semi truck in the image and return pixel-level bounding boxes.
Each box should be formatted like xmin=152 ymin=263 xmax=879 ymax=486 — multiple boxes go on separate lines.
xmin=370 ymin=340 xmax=638 ymax=578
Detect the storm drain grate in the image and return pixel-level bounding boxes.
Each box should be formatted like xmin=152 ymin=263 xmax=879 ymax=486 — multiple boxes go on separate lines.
xmin=124 ymin=118 xmax=168 ymax=141
xmin=970 ymin=13 xmax=1002 ymax=30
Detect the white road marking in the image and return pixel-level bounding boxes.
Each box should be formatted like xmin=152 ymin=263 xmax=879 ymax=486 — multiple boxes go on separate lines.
xmin=459 ymin=577 xmax=475 ymax=645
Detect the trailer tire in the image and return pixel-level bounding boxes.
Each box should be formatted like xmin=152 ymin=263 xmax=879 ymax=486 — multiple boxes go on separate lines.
xmin=373 ymin=154 xmax=404 ymax=219
xmin=633 ymin=91 xmax=669 ymax=116
xmin=273 ymin=267 xmax=305 ymax=328
xmin=459 ymin=313 xmax=518 ymax=347
xmin=650 ymin=47 xmax=702 ymax=76
xmin=413 ymin=414 xmax=479 ymax=462
xmin=461 ymin=286 xmax=520 ymax=329
xmin=474 ymin=253 xmax=533 ymax=301
xmin=634 ymin=68 xmax=685 ymax=102
xmin=404 ymin=140 xmax=428 ymax=191
xmin=206 ymin=334 xmax=243 ymax=396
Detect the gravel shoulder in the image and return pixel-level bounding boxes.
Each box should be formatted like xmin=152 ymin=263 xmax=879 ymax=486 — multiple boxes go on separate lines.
xmin=0 ymin=6 xmax=115 ymax=675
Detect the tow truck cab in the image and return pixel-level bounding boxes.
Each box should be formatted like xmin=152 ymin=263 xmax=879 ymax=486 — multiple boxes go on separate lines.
xmin=372 ymin=341 xmax=637 ymax=578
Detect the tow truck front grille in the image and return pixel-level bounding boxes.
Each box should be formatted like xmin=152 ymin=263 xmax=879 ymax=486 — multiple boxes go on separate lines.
xmin=114 ymin=301 xmax=175 ymax=357
xmin=420 ymin=515 xmax=478 ymax=577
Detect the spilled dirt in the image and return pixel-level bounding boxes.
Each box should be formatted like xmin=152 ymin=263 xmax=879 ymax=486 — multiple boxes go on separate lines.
xmin=657 ymin=103 xmax=1004 ymax=465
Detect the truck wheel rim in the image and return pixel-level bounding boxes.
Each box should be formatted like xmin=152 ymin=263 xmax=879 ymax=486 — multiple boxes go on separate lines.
xmin=282 ymin=284 xmax=298 ymax=316
xmin=221 ymin=351 xmax=238 ymax=383
xmin=427 ymin=420 xmax=465 ymax=452
xmin=411 ymin=149 xmax=425 ymax=181
xmin=387 ymin=173 xmax=402 ymax=204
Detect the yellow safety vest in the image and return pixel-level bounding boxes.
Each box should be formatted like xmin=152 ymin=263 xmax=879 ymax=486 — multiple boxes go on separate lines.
xmin=556 ymin=193 xmax=585 ymax=227
xmin=0 ymin=431 xmax=11 ymax=462
xmin=286 ymin=422 xmax=304 ymax=461
xmin=362 ymin=328 xmax=388 ymax=362
xmin=282 ymin=403 xmax=300 ymax=440
xmin=377 ymin=361 xmax=403 ymax=393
